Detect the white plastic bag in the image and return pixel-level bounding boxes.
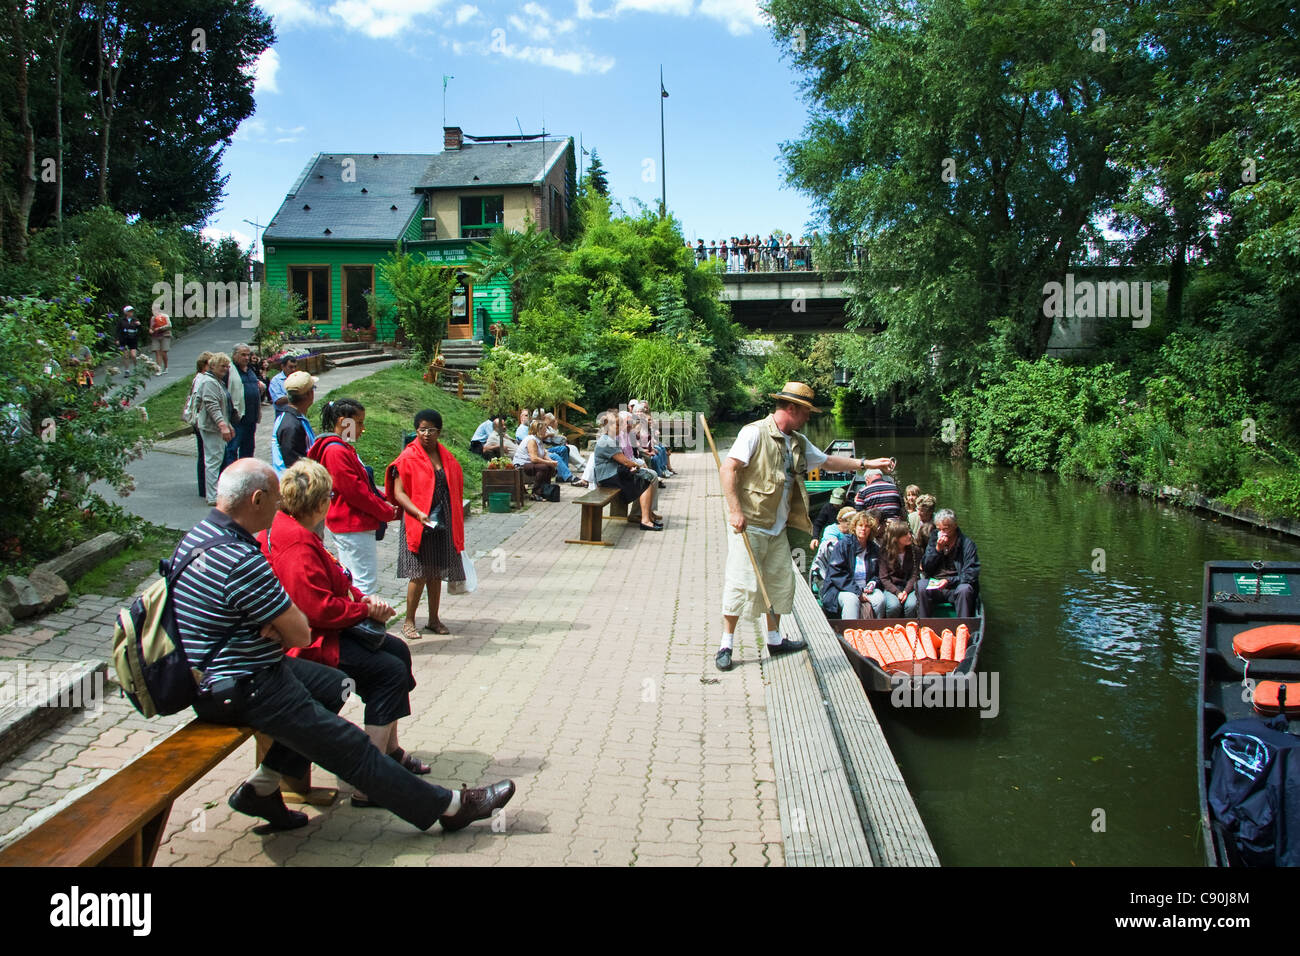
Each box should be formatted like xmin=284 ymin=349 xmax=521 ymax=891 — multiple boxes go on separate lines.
xmin=449 ymin=552 xmax=477 ymax=594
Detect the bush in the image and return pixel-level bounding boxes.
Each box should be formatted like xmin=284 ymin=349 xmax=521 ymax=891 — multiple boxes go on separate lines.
xmin=614 ymin=334 xmax=711 ymax=411
xmin=0 ymin=285 xmax=151 ymax=567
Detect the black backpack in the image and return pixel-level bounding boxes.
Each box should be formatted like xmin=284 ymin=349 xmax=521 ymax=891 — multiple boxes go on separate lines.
xmin=538 ymin=481 xmax=561 ymax=502
xmin=1208 ymin=715 xmax=1300 ymax=866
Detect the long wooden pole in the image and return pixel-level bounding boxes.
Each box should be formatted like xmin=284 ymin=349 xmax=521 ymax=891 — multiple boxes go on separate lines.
xmin=699 ymin=414 xmax=776 ymax=619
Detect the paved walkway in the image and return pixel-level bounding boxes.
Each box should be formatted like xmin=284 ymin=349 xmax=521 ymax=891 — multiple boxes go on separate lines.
xmin=0 ymin=449 xmax=784 ymax=866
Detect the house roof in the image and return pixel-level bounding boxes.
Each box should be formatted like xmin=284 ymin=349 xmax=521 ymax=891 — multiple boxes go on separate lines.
xmin=263 ymin=138 xmax=573 ymax=243
xmin=415 ymin=138 xmax=570 ymax=190
xmin=264 ymin=153 xmax=432 ymax=242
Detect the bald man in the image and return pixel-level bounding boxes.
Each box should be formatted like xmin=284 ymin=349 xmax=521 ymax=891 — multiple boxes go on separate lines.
xmin=172 ymin=459 xmax=515 ymax=835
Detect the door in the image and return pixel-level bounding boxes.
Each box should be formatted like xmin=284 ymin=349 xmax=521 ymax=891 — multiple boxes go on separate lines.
xmin=448 ymin=277 xmax=472 ymax=340
xmin=342 ymin=266 xmax=374 ymax=329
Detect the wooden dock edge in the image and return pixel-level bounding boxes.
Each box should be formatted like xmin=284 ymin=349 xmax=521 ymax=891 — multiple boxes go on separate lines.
xmin=761 ymin=563 xmax=939 ymax=867
xmin=787 ymin=569 xmax=940 ymax=866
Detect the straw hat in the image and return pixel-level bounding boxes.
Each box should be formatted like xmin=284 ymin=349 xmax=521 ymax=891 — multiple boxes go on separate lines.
xmin=768 ymin=381 xmax=822 ymax=412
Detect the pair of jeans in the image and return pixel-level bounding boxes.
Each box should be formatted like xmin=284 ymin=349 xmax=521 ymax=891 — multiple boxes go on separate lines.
xmin=879 ymin=589 xmax=919 ymax=618
xmin=836 ymin=588 xmax=885 ymax=619
xmin=223 ymin=416 xmax=257 ymax=467
xmin=193 ymin=656 xmax=451 ymax=830
xmin=545 ymin=446 xmax=573 ymax=481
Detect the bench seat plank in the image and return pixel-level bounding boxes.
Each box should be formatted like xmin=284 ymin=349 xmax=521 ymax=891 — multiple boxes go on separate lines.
xmin=0 ymin=722 xmax=252 ymax=867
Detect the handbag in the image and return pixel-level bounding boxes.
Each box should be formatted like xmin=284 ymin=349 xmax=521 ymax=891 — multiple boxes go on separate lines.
xmin=341 ymin=616 xmax=387 ymax=652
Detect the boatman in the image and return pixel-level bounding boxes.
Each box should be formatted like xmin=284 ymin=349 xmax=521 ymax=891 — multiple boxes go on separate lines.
xmin=717 ymin=381 xmax=895 ymax=671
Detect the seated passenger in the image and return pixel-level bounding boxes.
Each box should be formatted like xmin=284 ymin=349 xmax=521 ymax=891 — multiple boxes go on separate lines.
xmin=904 ymin=484 xmax=921 ymax=515
xmin=809 ymin=485 xmax=848 ymax=552
xmin=260 ymin=459 xmax=430 ymax=804
xmin=540 ymin=412 xmax=584 ymax=486
xmin=853 ymin=469 xmax=904 ymax=519
xmin=820 ymin=512 xmax=885 ymax=619
xmin=812 ymin=505 xmax=858 ymax=589
xmin=514 ymin=410 xmax=531 ymax=444
xmin=877 ymin=518 xmax=919 ymax=618
xmin=909 ymin=494 xmax=936 ymax=553
xmin=917 ymin=508 xmax=979 ymax=618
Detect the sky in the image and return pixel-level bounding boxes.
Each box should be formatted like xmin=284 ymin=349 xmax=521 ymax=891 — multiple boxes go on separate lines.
xmin=208 ymin=0 xmax=822 ymax=256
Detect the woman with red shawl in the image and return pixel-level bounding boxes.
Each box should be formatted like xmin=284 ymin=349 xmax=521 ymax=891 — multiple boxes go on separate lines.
xmin=386 ymin=408 xmax=466 ymax=640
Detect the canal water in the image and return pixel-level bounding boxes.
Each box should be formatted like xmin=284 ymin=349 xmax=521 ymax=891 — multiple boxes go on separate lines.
xmin=791 ymin=421 xmax=1300 ymax=866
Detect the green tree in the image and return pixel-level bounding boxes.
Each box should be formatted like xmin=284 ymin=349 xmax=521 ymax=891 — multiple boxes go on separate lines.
xmin=377 ymin=247 xmax=456 ymax=362
xmin=467 ymin=221 xmax=565 ymax=325
xmin=584 ymin=149 xmax=610 ymax=197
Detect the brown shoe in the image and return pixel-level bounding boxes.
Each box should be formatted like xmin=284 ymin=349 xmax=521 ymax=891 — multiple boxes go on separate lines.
xmin=440 ymin=779 xmax=516 ymax=832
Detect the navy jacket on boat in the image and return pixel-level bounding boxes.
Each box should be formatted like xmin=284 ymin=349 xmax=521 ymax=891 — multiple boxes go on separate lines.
xmin=821 ymin=534 xmax=881 ymax=614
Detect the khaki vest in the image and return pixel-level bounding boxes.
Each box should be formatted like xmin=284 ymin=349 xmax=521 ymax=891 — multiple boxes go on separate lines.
xmin=737 ymin=415 xmax=812 ymax=533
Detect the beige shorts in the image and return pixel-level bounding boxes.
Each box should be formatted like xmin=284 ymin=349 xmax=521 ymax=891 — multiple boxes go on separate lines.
xmin=722 ymin=527 xmax=796 ymax=619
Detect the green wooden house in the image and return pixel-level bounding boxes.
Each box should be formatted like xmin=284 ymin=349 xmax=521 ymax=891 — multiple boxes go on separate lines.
xmin=263 ymin=127 xmax=576 ymax=342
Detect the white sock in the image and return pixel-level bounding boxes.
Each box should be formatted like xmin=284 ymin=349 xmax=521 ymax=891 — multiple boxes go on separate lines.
xmin=767 ymin=629 xmax=783 ymax=646
xmin=443 ymin=791 xmax=462 ymax=818
xmin=719 ymin=631 xmax=734 ymax=652
xmin=247 ymin=765 xmax=282 ymax=797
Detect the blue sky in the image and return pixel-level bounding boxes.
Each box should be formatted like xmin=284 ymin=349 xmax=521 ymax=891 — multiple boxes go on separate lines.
xmin=210 ymin=0 xmax=820 ymax=254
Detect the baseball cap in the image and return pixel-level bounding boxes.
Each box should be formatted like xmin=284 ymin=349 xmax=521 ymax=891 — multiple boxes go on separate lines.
xmin=284 ymin=370 xmax=318 ymax=397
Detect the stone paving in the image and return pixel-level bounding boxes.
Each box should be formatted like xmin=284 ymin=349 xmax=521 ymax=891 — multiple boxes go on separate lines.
xmin=0 ymin=441 xmax=784 ymax=865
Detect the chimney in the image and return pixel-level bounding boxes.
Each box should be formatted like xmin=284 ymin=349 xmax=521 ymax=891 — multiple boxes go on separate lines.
xmin=443 ymin=126 xmax=463 ymax=150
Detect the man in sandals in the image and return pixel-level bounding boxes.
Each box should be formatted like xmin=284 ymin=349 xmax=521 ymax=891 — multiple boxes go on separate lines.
xmin=717 ymin=382 xmax=895 ymax=671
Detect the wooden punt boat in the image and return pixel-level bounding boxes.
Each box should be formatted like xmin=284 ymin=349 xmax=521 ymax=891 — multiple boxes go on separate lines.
xmin=1198 ymin=560 xmax=1300 ymax=866
xmin=827 ymin=600 xmax=987 ymax=695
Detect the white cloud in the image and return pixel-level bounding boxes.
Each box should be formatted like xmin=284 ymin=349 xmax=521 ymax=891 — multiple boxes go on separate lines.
xmin=578 ymin=0 xmax=693 ymax=18
xmin=508 ymin=3 xmax=576 ymax=41
xmin=454 ymin=3 xmax=479 ymax=23
xmin=257 ymin=0 xmax=332 ymax=28
xmin=697 ymin=0 xmax=765 ymax=35
xmin=328 ymin=0 xmax=448 ymax=38
xmin=252 ymin=48 xmax=281 ymax=93
xmin=233 ymin=117 xmax=268 ymax=142
xmin=459 ymin=31 xmax=613 ymax=74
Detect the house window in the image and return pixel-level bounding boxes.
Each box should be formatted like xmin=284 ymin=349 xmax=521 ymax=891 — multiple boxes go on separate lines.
xmin=460 ymin=195 xmax=504 ymax=239
xmin=288 ymin=266 xmax=330 ymax=324
xmin=342 ymin=266 xmax=374 ymax=329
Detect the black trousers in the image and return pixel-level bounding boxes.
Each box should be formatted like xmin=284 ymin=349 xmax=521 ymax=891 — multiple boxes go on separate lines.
xmin=338 ymin=633 xmax=415 ymax=727
xmin=193 ymin=657 xmax=452 ymax=830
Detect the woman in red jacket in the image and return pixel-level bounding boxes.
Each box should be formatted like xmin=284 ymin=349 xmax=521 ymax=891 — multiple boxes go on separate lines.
xmin=261 ymin=459 xmax=431 ymax=804
xmin=386 ymin=409 xmax=466 ymax=640
xmin=307 ymin=398 xmax=398 ymax=598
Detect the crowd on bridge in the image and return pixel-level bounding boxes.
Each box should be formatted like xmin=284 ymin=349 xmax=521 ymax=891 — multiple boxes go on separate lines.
xmin=691 ymin=234 xmax=819 ymax=273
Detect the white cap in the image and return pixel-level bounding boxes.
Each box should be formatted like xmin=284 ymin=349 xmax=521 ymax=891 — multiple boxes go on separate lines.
xmin=122 ymin=305 xmax=135 ymax=313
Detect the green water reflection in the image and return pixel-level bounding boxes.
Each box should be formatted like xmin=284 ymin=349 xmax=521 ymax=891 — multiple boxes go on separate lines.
xmin=791 ymin=421 xmax=1300 ymax=866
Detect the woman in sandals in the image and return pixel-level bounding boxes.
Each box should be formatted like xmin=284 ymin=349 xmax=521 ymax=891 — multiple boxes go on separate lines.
xmin=260 ymin=459 xmax=432 ymax=797
xmin=387 ymin=409 xmax=466 ymax=638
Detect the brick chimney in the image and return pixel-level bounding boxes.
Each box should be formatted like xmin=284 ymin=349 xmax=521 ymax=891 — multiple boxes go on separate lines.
xmin=443 ymin=126 xmax=463 ymax=150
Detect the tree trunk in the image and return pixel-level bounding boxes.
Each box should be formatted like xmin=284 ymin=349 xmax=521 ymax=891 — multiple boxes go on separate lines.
xmin=95 ymin=9 xmax=122 ymax=207
xmin=1165 ymin=240 xmax=1186 ymax=326
xmin=8 ymin=4 xmax=38 ymax=261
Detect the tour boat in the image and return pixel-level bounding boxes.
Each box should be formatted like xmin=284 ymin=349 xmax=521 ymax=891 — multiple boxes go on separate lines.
xmin=806 ymin=438 xmax=858 ymax=508
xmin=828 ymin=599 xmax=986 ymax=695
xmin=1198 ymin=560 xmax=1300 ymax=866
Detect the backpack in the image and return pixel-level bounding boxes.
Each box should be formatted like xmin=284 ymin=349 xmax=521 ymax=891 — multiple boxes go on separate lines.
xmin=181 ymin=378 xmax=200 ymax=425
xmin=111 ymin=536 xmax=241 ymax=718
xmin=538 ymin=481 xmax=561 ymax=502
xmin=1208 ymin=715 xmax=1300 ymax=866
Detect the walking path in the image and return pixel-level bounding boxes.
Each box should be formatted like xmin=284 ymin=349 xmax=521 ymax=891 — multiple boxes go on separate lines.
xmin=1 ymin=449 xmax=785 ymax=865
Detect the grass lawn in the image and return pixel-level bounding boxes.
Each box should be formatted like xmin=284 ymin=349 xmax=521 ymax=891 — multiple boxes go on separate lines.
xmin=72 ymin=524 xmax=184 ymax=598
xmin=119 ymin=377 xmax=195 ymax=442
xmin=318 ymin=363 xmax=487 ymax=502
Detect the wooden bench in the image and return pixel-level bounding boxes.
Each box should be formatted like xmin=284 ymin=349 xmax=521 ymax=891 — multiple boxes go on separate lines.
xmin=565 ymin=486 xmax=628 ymax=546
xmin=0 ymin=721 xmax=253 ymax=867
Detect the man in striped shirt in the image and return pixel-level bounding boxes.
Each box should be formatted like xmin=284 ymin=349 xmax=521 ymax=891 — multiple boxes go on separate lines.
xmin=175 ymin=459 xmax=515 ymax=834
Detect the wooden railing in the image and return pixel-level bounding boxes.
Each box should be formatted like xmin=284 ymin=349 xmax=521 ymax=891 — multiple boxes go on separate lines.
xmin=425 ymin=362 xmax=476 ymax=399
xmin=555 ymin=400 xmax=587 ymax=440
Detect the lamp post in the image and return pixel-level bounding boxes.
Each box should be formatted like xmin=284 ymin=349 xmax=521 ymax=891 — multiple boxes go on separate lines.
xmin=659 ymin=67 xmax=669 ymax=219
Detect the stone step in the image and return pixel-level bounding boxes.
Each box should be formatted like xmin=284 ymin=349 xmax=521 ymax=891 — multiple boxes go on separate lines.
xmin=283 ymin=340 xmax=365 ymax=355
xmin=329 ymin=352 xmax=395 ymax=369
xmin=0 ymin=661 xmax=108 ymax=767
xmin=325 ymin=345 xmax=384 ymax=360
